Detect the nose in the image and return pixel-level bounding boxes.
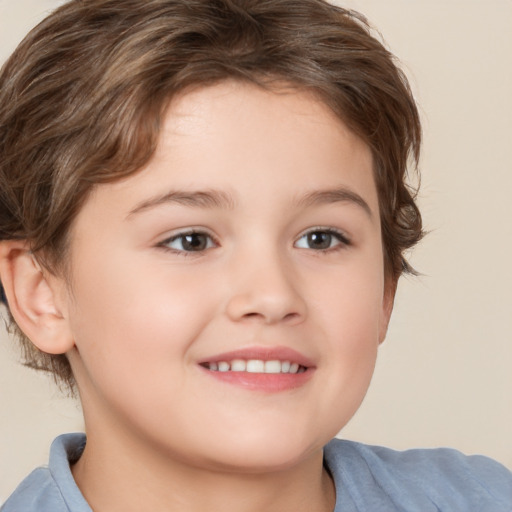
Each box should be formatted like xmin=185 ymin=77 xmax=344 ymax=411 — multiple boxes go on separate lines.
xmin=225 ymin=250 xmax=307 ymax=325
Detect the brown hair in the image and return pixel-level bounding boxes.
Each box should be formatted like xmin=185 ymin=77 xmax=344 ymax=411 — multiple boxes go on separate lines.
xmin=0 ymin=0 xmax=423 ymax=391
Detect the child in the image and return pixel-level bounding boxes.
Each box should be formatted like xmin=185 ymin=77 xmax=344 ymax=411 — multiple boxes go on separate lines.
xmin=0 ymin=0 xmax=510 ymax=510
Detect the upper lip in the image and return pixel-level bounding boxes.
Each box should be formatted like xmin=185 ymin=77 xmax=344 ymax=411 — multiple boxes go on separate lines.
xmin=198 ymin=346 xmax=315 ymax=368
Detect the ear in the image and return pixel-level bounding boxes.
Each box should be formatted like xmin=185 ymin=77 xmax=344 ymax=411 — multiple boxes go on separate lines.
xmin=0 ymin=240 xmax=74 ymax=354
xmin=378 ymin=278 xmax=397 ymax=344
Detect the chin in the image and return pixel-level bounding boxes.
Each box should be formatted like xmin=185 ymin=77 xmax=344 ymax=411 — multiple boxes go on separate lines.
xmin=195 ymin=427 xmax=326 ymax=474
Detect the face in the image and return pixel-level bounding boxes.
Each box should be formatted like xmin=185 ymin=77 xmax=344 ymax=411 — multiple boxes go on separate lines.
xmin=60 ymin=81 xmax=392 ymax=472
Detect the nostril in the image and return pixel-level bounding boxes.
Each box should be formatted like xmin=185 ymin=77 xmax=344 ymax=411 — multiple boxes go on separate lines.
xmin=283 ymin=312 xmax=300 ymax=322
xmin=226 ymin=291 xmax=306 ymax=324
xmin=239 ymin=311 xmax=301 ymax=324
xmin=243 ymin=312 xmax=262 ymax=319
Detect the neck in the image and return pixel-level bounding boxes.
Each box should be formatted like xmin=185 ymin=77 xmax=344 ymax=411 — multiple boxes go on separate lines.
xmin=72 ymin=427 xmax=335 ymax=512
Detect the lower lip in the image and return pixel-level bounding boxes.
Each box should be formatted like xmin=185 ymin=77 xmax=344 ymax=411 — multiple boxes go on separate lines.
xmin=200 ymin=367 xmax=314 ymax=392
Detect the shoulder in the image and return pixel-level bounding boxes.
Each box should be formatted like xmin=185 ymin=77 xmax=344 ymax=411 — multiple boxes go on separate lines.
xmin=1 ymin=467 xmax=67 ymax=512
xmin=324 ymin=438 xmax=512 ymax=512
xmin=1 ymin=433 xmax=90 ymax=512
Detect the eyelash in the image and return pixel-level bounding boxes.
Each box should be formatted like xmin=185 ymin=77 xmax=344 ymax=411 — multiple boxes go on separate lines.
xmin=294 ymin=227 xmax=351 ymax=253
xmin=157 ymin=230 xmax=218 ymax=256
xmin=157 ymin=227 xmax=351 ymax=256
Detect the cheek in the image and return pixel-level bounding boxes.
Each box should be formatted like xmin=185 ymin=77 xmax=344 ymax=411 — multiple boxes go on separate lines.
xmin=66 ymin=262 xmax=208 ymax=423
xmin=67 ymin=253 xmax=217 ymax=374
xmin=319 ymin=289 xmax=382 ymax=432
xmin=314 ymin=256 xmax=384 ymax=382
xmin=316 ymin=252 xmax=385 ymax=333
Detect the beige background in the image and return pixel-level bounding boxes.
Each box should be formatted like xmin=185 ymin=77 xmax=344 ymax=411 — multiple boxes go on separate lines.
xmin=1 ymin=0 xmax=511 ymax=503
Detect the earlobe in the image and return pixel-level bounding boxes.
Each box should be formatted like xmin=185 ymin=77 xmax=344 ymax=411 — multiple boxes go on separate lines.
xmin=0 ymin=241 xmax=74 ymax=354
xmin=379 ymin=278 xmax=397 ymax=344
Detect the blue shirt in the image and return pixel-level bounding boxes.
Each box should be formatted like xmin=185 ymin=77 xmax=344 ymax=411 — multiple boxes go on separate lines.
xmin=2 ymin=433 xmax=512 ymax=511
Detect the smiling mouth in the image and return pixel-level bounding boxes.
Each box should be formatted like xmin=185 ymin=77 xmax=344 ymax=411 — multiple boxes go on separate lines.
xmin=201 ymin=359 xmax=307 ymax=374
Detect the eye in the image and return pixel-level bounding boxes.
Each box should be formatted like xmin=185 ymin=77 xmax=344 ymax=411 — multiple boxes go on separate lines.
xmin=160 ymin=231 xmax=216 ymax=253
xmin=294 ymin=229 xmax=350 ymax=251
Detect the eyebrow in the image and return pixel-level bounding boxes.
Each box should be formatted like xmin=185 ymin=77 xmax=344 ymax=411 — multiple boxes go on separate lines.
xmin=296 ymin=187 xmax=373 ymax=218
xmin=126 ymin=186 xmax=372 ymax=219
xmin=127 ymin=189 xmax=237 ymax=218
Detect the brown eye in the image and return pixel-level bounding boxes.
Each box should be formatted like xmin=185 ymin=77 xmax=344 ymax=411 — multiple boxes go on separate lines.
xmin=163 ymin=232 xmax=215 ymax=252
xmin=181 ymin=233 xmax=209 ymax=251
xmin=294 ymin=229 xmax=350 ymax=251
xmin=306 ymin=231 xmax=333 ymax=250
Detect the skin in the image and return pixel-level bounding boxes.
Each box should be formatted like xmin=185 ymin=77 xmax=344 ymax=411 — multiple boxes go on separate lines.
xmin=1 ymin=81 xmax=394 ymax=512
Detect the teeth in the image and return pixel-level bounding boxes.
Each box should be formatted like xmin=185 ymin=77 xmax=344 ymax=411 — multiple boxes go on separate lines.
xmin=231 ymin=359 xmax=246 ymax=372
xmin=206 ymin=359 xmax=306 ymax=374
xmin=218 ymin=361 xmax=230 ymax=372
xmin=289 ymin=363 xmax=299 ymax=374
xmin=264 ymin=360 xmax=281 ymax=374
xmin=246 ymin=360 xmax=265 ymax=373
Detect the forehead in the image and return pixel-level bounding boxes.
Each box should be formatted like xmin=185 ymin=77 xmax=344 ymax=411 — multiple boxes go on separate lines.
xmin=163 ymin=81 xmax=371 ymax=170
xmin=78 ymin=80 xmax=378 ymax=223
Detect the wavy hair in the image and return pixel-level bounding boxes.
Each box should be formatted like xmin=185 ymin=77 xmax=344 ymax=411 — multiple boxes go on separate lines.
xmin=0 ymin=0 xmax=423 ymax=391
